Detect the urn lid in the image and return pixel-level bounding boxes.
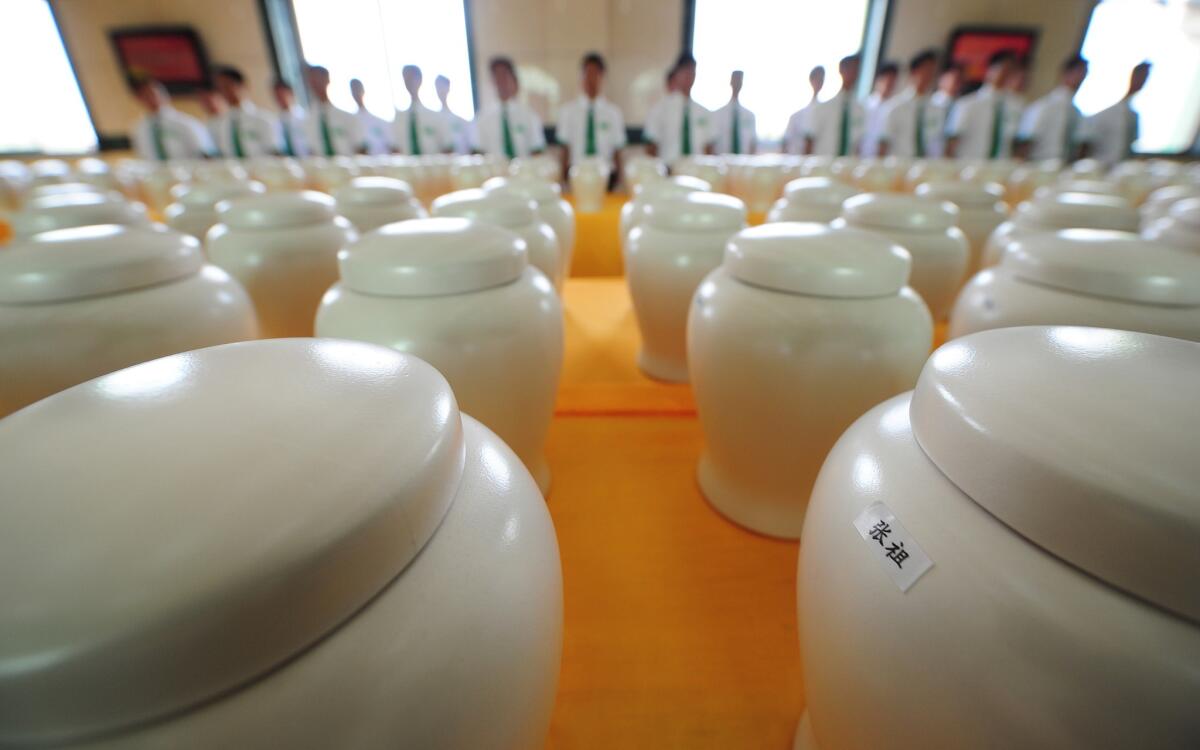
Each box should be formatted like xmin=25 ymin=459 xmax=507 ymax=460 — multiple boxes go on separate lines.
xmin=915 ymin=180 xmax=1006 ymax=209
xmin=340 ymin=217 xmax=527 ymax=296
xmin=0 ymin=339 xmax=465 ymax=743
xmin=431 ymin=188 xmax=536 ymax=229
xmin=631 ymin=175 xmax=711 ymax=200
xmin=782 ymin=177 xmax=859 ymax=205
xmin=1005 ymin=229 xmax=1200 ymax=306
xmin=169 ymin=179 xmax=265 ymax=209
xmin=0 ymin=225 xmax=203 ymax=304
xmin=333 ymin=176 xmax=416 ymax=205
xmin=10 ymin=193 xmax=150 ymax=238
xmin=1017 ymin=192 xmax=1138 ymax=232
xmin=26 ymin=181 xmax=106 ymax=201
xmin=643 ymin=192 xmax=747 ymax=233
xmin=483 ymin=175 xmax=562 ymax=203
xmin=215 ymin=190 xmax=339 ymax=230
xmin=725 ymin=222 xmax=911 ymax=298
xmin=1168 ymin=197 xmax=1200 ymax=231
xmin=841 ymin=193 xmax=958 ymax=232
xmin=910 ymin=326 xmax=1200 ymax=625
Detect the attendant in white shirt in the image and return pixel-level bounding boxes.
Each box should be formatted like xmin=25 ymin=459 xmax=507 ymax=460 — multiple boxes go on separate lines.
xmin=1004 ymin=57 xmax=1031 ymax=121
xmin=473 ymin=56 xmax=546 ymax=159
xmin=304 ymin=65 xmax=365 ymax=156
xmin=197 ymin=89 xmax=226 ymax=154
xmin=784 ymin=66 xmax=824 ymax=155
xmin=714 ymin=70 xmax=756 ymax=155
xmin=350 ymin=78 xmax=393 ymax=155
xmin=1015 ymin=55 xmax=1088 ymax=162
xmin=946 ymin=50 xmax=1020 ymax=160
xmin=213 ymin=66 xmax=282 ymax=158
xmin=435 ymin=75 xmax=471 ymax=154
xmin=925 ymin=63 xmax=963 ymax=158
xmin=880 ymin=49 xmax=940 ymax=158
xmin=130 ymin=78 xmax=213 ymax=161
xmin=861 ymin=60 xmax=899 ymax=156
xmin=556 ymin=52 xmax=627 ymax=179
xmin=804 ymin=53 xmax=864 ymax=157
xmin=393 ymin=65 xmax=448 ymax=156
xmin=272 ymin=79 xmax=310 ymax=157
xmin=644 ymin=53 xmax=716 ymax=164
xmin=1082 ymin=62 xmax=1151 ymax=165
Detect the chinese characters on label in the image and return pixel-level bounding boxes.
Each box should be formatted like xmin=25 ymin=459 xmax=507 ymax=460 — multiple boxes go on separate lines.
xmin=853 ymin=502 xmax=933 ymax=592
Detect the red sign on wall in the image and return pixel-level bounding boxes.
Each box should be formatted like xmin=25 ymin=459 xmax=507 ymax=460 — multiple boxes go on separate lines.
xmin=111 ymin=27 xmax=211 ymax=93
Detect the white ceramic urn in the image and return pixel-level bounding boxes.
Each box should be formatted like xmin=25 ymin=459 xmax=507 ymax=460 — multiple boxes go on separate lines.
xmin=10 ymin=192 xmax=151 ymax=239
xmin=915 ymin=180 xmax=1008 ymax=277
xmin=951 ymin=229 xmax=1200 ymax=341
xmin=1143 ymin=197 xmax=1200 ymax=253
xmin=247 ymin=157 xmax=307 ymax=191
xmin=837 ymin=193 xmax=969 ymax=322
xmin=796 ymin=325 xmax=1200 ymax=749
xmin=431 ymin=188 xmax=563 ymax=290
xmin=0 ymin=338 xmax=562 ymax=749
xmin=767 ymin=177 xmax=859 ymax=224
xmin=1141 ymin=184 xmax=1200 ymax=229
xmin=165 ymin=180 xmax=266 ymax=240
xmin=626 ymin=192 xmax=748 ymax=382
xmin=0 ymin=225 xmax=257 ymax=417
xmin=568 ymin=158 xmax=609 ymax=213
xmin=333 ymin=176 xmax=428 ymax=233
xmin=205 ymin=191 xmax=357 ymax=337
xmin=619 ymin=175 xmax=711 ymax=256
xmin=622 ymin=155 xmax=667 ymax=191
xmin=484 ymin=175 xmax=576 ymax=276
xmin=315 ymin=217 xmax=563 ymax=493
xmin=982 ymin=192 xmax=1140 ymax=268
xmin=688 ymin=223 xmax=932 ymax=538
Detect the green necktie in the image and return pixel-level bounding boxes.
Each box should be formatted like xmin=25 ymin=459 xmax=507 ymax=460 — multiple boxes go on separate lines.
xmin=838 ymin=96 xmax=850 ymax=156
xmin=281 ymin=118 xmax=295 ymax=157
xmin=409 ymin=108 xmax=421 ymax=155
xmin=501 ymin=104 xmax=516 ymax=159
xmin=231 ymin=115 xmax=245 ymax=158
xmin=989 ymin=98 xmax=1005 ymax=159
xmin=319 ymin=111 xmax=335 ymax=156
xmin=915 ymin=98 xmax=926 ymax=158
xmin=730 ymin=104 xmax=740 ymax=155
xmin=151 ymin=117 xmax=168 ymax=161
xmin=585 ymin=102 xmax=597 ymax=156
xmin=681 ymin=101 xmax=692 ymax=156
xmin=1063 ymin=106 xmax=1077 ymax=161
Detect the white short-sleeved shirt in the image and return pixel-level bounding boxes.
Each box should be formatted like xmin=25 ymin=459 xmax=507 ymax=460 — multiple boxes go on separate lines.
xmin=783 ymin=102 xmax=817 ymax=155
xmin=1017 ymin=87 xmax=1082 ymax=161
xmin=880 ymin=88 xmax=940 ymax=158
xmin=355 ymin=109 xmax=393 ymax=155
xmin=556 ymin=95 xmax=627 ymax=168
xmin=713 ymin=101 xmax=756 ymax=154
xmin=1081 ymin=98 xmax=1138 ymax=165
xmin=212 ymin=102 xmax=282 ymax=158
xmin=392 ymin=102 xmax=448 ymax=155
xmin=644 ymin=93 xmax=716 ymax=164
xmin=860 ymin=93 xmax=894 ymax=157
xmin=132 ymin=107 xmax=214 ymax=161
xmin=473 ymin=100 xmax=546 ymax=158
xmin=438 ymin=108 xmax=471 ymax=154
xmin=306 ymin=102 xmax=365 ymax=156
xmin=924 ymin=91 xmax=956 ymax=158
xmin=945 ymin=85 xmax=1021 ymax=160
xmin=805 ymin=90 xmax=865 ymax=157
xmin=277 ymin=107 xmax=311 ymax=157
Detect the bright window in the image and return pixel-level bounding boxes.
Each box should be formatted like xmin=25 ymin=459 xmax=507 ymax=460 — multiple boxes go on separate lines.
xmin=690 ymin=0 xmax=872 ymax=141
xmin=1075 ymin=0 xmax=1200 ymax=153
xmin=0 ymin=0 xmax=96 ymax=153
xmin=291 ymin=0 xmax=474 ymax=120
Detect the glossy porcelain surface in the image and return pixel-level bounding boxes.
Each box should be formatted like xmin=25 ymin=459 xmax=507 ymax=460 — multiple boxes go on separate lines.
xmin=206 ymin=191 xmax=357 ymax=337
xmin=798 ymin=326 xmax=1200 ymax=749
xmin=165 ymin=180 xmax=266 ymax=239
xmin=0 ymin=339 xmax=562 ymax=749
xmin=915 ymin=180 xmax=1008 ymax=277
xmin=484 ymin=176 xmax=576 ymax=274
xmin=625 ymin=193 xmax=748 ymax=382
xmin=767 ymin=178 xmax=859 ymax=224
xmin=838 ymin=193 xmax=968 ymax=321
xmin=619 ymin=176 xmax=711 ymax=255
xmin=983 ymin=192 xmax=1140 ymax=267
xmin=10 ymin=192 xmax=151 ymax=238
xmin=568 ymin=159 xmax=608 ymax=213
xmin=1141 ymin=184 xmax=1200 ymax=229
xmin=0 ymin=225 xmax=256 ymax=416
xmin=951 ymin=229 xmax=1200 ymax=341
xmin=333 ymin=176 xmax=428 ymax=233
xmin=315 ymin=218 xmax=563 ymax=493
xmin=688 ymin=223 xmax=932 ymax=538
xmin=1143 ymin=197 xmax=1200 ymax=253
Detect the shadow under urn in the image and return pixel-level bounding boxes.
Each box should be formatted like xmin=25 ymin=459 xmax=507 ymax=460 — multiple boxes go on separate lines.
xmin=205 ymin=190 xmax=357 ymax=338
xmin=836 ymin=193 xmax=969 ymax=322
xmin=950 ymin=229 xmax=1200 ymax=342
xmin=315 ymin=217 xmax=563 ymax=495
xmin=0 ymin=339 xmax=562 ymax=749
xmin=0 ymin=224 xmax=257 ymax=418
xmin=688 ymin=222 xmax=932 ymax=539
xmin=796 ymin=325 xmax=1200 ymax=749
xmin=626 ymin=191 xmax=747 ymax=382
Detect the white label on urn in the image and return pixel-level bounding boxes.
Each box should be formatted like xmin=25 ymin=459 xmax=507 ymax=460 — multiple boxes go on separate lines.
xmin=853 ymin=502 xmax=933 ymax=593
